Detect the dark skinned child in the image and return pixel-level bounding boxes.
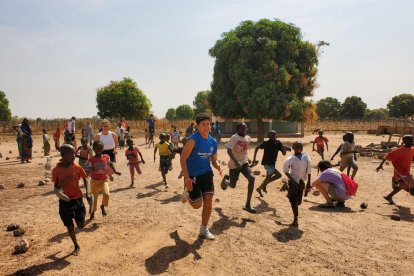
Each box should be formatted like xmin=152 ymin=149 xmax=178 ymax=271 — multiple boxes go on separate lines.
xmin=125 ymin=139 xmax=145 ymax=188
xmin=154 ymin=133 xmax=172 ymax=188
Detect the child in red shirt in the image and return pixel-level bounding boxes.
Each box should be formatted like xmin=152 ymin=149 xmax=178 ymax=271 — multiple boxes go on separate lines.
xmin=377 ymin=135 xmax=414 ymax=204
xmin=312 ymin=130 xmax=329 ymax=160
xmin=88 ymin=141 xmax=121 ymax=220
xmin=52 ymin=144 xmax=90 ymax=256
xmin=125 ymin=139 xmax=145 ymax=188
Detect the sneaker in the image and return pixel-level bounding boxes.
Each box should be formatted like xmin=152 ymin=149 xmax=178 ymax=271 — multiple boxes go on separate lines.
xmin=199 ymin=226 xmax=215 ymax=240
xmin=221 ymin=175 xmax=230 ymax=190
xmin=181 ymin=189 xmax=189 ymax=203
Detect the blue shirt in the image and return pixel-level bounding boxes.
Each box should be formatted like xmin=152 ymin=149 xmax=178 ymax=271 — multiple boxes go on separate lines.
xmin=186 ymin=132 xmax=217 ymax=177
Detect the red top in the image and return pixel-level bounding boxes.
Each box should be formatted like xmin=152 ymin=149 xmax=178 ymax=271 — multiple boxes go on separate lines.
xmin=125 ymin=147 xmax=140 ymax=164
xmin=52 ymin=163 xmax=87 ymax=199
xmin=314 ymin=136 xmax=328 ymax=150
xmin=53 ymin=128 xmax=61 ymax=140
xmin=385 ymin=146 xmax=414 ymax=179
xmin=88 ymin=155 xmax=110 ymax=180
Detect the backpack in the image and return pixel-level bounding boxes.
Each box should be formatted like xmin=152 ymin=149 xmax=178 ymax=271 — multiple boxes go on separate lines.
xmin=341 ymin=173 xmax=358 ymax=196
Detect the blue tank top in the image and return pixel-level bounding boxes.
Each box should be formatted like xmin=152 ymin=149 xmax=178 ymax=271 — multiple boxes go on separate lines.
xmin=186 ymin=132 xmax=218 ymax=177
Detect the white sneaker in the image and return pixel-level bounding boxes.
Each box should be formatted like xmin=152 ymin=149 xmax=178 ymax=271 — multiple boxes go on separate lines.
xmin=199 ymin=225 xmax=215 ymax=240
xmin=181 ymin=189 xmax=189 ymax=203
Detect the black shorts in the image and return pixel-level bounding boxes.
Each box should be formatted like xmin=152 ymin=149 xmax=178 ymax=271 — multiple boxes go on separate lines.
xmin=103 ymin=149 xmax=116 ymax=162
xmin=229 ymin=163 xmax=253 ymax=185
xmin=160 ymin=156 xmax=170 ymax=171
xmin=59 ymin=198 xmax=86 ymax=227
xmin=188 ymin=171 xmax=214 ymax=203
xmin=287 ymin=179 xmax=305 ymax=205
xmin=149 ymin=127 xmax=155 ymax=134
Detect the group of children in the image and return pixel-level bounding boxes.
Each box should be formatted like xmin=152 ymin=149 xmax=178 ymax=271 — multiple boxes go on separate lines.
xmin=49 ymin=118 xmax=414 ymax=253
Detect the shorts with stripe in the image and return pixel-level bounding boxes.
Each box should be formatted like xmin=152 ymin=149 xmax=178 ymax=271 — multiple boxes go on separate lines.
xmin=188 ymin=171 xmax=214 ymax=203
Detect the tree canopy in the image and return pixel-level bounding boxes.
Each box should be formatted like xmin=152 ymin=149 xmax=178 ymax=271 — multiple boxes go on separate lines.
xmin=387 ymin=93 xmax=414 ymax=117
xmin=193 ymin=90 xmax=211 ymax=115
xmin=316 ymin=97 xmax=341 ymax=119
xmin=340 ymin=96 xmax=367 ymax=119
xmin=365 ymin=108 xmax=389 ymax=120
xmin=165 ymin=108 xmax=176 ymax=121
xmin=176 ymin=104 xmax=194 ymax=120
xmin=0 ymin=91 xmax=12 ymax=121
xmin=208 ymin=19 xmax=319 ymax=140
xmin=96 ymin=77 xmax=151 ymax=120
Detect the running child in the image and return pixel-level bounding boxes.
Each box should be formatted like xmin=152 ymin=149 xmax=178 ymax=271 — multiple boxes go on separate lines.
xmin=76 ymin=138 xmax=93 ymax=176
xmin=220 ymin=123 xmax=256 ymax=213
xmin=252 ymin=130 xmax=290 ymax=197
xmin=312 ymin=130 xmax=329 ymax=160
xmin=52 ymin=144 xmax=90 ymax=256
xmin=170 ymin=125 xmax=181 ymax=148
xmin=88 ymin=141 xmax=121 ymax=220
xmin=144 ymin=129 xmax=149 ymax=144
xmin=377 ymin=135 xmax=414 ymax=204
xmin=42 ymin=128 xmax=51 ymax=156
xmin=330 ymin=134 xmax=354 ymax=176
xmin=282 ymin=141 xmax=312 ymax=227
xmin=125 ymin=139 xmax=145 ymax=188
xmin=148 ymin=129 xmax=155 ymax=148
xmin=154 ymin=133 xmax=172 ymax=188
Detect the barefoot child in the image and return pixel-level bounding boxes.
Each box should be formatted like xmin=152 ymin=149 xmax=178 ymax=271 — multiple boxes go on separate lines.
xmin=339 ymin=132 xmax=358 ymax=179
xmin=52 ymin=144 xmax=90 ymax=256
xmin=377 ymin=135 xmax=414 ymax=204
xmin=282 ymin=141 xmax=312 ymax=227
xmin=220 ymin=123 xmax=256 ymax=213
xmin=330 ymin=134 xmax=354 ymax=176
xmin=154 ymin=133 xmax=172 ymax=188
xmin=252 ymin=130 xmax=290 ymax=197
xmin=125 ymin=139 xmax=145 ymax=188
xmin=42 ymin=128 xmax=51 ymax=156
xmin=88 ymin=141 xmax=121 ymax=220
xmin=76 ymin=138 xmax=93 ymax=176
xmin=312 ymin=130 xmax=329 ymax=160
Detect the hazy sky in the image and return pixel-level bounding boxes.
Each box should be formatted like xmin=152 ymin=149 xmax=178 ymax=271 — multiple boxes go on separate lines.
xmin=1 ymin=0 xmax=413 ymax=119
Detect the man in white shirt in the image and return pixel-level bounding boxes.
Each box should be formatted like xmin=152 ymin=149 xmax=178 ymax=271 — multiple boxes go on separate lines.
xmin=220 ymin=123 xmax=256 ymax=213
xmin=282 ymin=141 xmax=312 ymax=227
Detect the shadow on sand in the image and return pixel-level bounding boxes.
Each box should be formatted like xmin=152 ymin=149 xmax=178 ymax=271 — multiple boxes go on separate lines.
xmin=273 ymin=226 xmax=304 ymax=243
xmin=145 ymin=231 xmax=204 ymax=275
xmin=48 ymin=222 xmax=100 ymax=243
xmin=8 ymin=251 xmax=71 ymax=276
xmin=210 ymin=207 xmax=255 ymax=236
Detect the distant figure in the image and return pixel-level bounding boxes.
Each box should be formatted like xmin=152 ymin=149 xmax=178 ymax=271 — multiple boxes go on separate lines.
xmin=214 ymin=122 xmax=221 ymax=143
xmin=120 ymin=117 xmax=127 ymax=129
xmin=312 ymin=130 xmax=329 ymax=160
xmin=339 ymin=132 xmax=358 ymax=179
xmin=154 ymin=133 xmax=172 ymax=188
xmin=185 ymin=122 xmax=195 ymax=137
xmin=20 ymin=118 xmax=33 ymax=163
xmin=170 ymin=125 xmax=181 ymax=148
xmin=42 ymin=128 xmax=51 ymax=156
xmin=12 ymin=123 xmax=23 ymax=158
xmin=85 ymin=122 xmax=94 ymax=146
xmin=147 ymin=114 xmax=156 ymax=135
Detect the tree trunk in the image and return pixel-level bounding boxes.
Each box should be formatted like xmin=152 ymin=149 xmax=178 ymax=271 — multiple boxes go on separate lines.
xmin=257 ymin=118 xmax=264 ymax=143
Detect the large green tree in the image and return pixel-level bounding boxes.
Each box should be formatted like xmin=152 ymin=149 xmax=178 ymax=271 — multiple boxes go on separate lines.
xmin=208 ymin=19 xmax=319 ymax=141
xmin=0 ymin=91 xmax=12 ymax=121
xmin=316 ymin=97 xmax=341 ymax=119
xmin=193 ymin=90 xmax=211 ymax=115
xmin=340 ymin=96 xmax=367 ymax=119
xmin=176 ymin=104 xmax=194 ymax=120
xmin=387 ymin=93 xmax=414 ymax=117
xmin=96 ymin=77 xmax=151 ymax=119
xmin=365 ymin=108 xmax=389 ymax=120
xmin=165 ymin=108 xmax=176 ymax=121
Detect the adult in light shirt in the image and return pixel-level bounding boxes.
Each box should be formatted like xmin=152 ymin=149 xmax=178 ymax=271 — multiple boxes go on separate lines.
xmin=94 ymin=120 xmax=118 ymax=162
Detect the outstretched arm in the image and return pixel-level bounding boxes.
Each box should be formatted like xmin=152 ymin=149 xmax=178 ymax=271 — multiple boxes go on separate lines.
xmin=227 ymin=148 xmax=241 ymax=169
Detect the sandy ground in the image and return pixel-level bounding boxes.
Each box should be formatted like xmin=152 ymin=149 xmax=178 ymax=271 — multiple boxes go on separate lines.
xmin=1 ymin=132 xmax=414 ymax=276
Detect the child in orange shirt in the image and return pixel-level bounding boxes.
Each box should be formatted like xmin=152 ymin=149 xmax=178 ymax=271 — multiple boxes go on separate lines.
xmin=312 ymin=130 xmax=329 ymax=160
xmin=52 ymin=144 xmax=90 ymax=256
xmin=377 ymin=135 xmax=414 ymax=204
xmin=88 ymin=141 xmax=121 ymax=220
xmin=125 ymin=139 xmax=145 ymax=188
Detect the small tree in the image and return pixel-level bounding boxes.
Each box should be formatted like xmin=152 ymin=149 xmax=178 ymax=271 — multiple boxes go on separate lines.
xmin=193 ymin=90 xmax=211 ymax=115
xmin=365 ymin=108 xmax=389 ymax=120
xmin=0 ymin=90 xmax=12 ymax=121
xmin=176 ymin=104 xmax=194 ymax=120
xmin=165 ymin=108 xmax=176 ymax=121
xmin=96 ymin=77 xmax=152 ymax=119
xmin=316 ymin=97 xmax=341 ymax=119
xmin=340 ymin=96 xmax=367 ymax=119
xmin=387 ymin=94 xmax=414 ymax=117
